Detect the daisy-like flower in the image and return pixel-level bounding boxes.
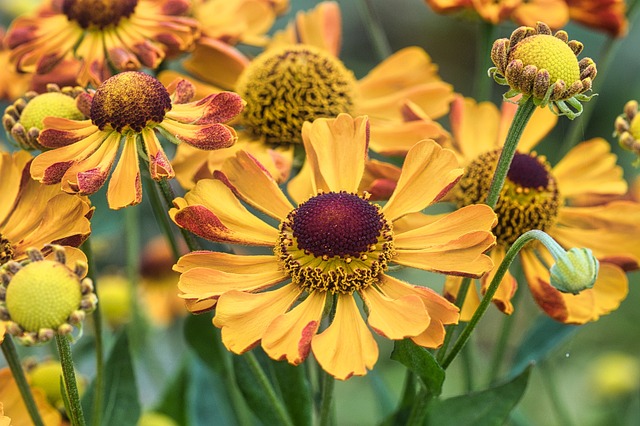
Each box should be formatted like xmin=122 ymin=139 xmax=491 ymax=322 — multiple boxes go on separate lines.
xmin=443 ymin=96 xmax=636 ymax=324
xmin=0 ymin=245 xmax=97 ymax=345
xmin=170 ymin=114 xmax=497 ymax=379
xmin=0 ymin=368 xmax=62 ymax=426
xmin=0 ymin=150 xmax=92 ymax=266
xmin=614 ymin=100 xmax=640 ymax=166
xmin=489 ymin=21 xmax=597 ymax=119
xmin=29 ymin=71 xmax=244 ymax=210
xmin=424 ymin=0 xmax=570 ymax=29
xmin=160 ymin=1 xmax=453 ymax=188
xmin=5 ymin=0 xmax=200 ymax=88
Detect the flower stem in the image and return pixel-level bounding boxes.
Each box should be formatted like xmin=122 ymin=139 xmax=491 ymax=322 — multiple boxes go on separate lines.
xmin=143 ymin=174 xmax=181 ymax=260
xmin=55 ymin=334 xmax=86 ymax=426
xmin=319 ymin=369 xmax=336 ymax=426
xmin=474 ymin=21 xmax=496 ymax=102
xmin=441 ymin=230 xmax=542 ymax=369
xmin=485 ymin=97 xmax=536 ymax=208
xmin=405 ymin=386 xmax=432 ymax=426
xmin=1 ymin=336 xmax=45 ymax=426
xmin=243 ymin=352 xmax=294 ymax=426
xmin=436 ymin=276 xmax=471 ymax=364
xmin=82 ymin=240 xmax=104 ymax=426
xmin=356 ymin=0 xmax=393 ymax=61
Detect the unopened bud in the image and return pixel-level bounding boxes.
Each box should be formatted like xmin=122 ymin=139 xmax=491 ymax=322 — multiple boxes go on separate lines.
xmin=550 ymin=247 xmax=599 ymax=294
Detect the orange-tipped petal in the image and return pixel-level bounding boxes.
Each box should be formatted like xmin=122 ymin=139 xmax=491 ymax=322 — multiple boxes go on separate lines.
xmin=106 ymin=133 xmax=142 ymax=209
xmin=360 ymin=286 xmax=430 ymax=339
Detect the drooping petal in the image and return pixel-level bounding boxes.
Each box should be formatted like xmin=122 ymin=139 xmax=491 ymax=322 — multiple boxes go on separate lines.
xmin=360 ymin=286 xmax=430 ymax=339
xmin=442 ymin=275 xmax=480 ymax=323
xmin=301 ymin=114 xmax=369 ymax=194
xmin=479 ymin=246 xmax=518 ymax=316
xmin=165 ymin=91 xmax=245 ymax=125
xmin=368 ymin=113 xmax=450 ymax=156
xmin=214 ymin=284 xmax=303 ymax=353
xmin=183 ymin=38 xmax=249 ymax=90
xmin=262 ymin=291 xmax=327 ymax=365
xmin=141 ymin=127 xmax=174 ymax=180
xmin=157 ymin=119 xmax=237 ymax=150
xmin=381 ymin=140 xmax=463 ymax=221
xmin=38 ymin=118 xmax=99 ymax=148
xmin=553 ymin=138 xmax=627 ymax=201
xmin=214 ymin=150 xmax=294 ymax=221
xmin=174 ymin=251 xmax=278 ymax=274
xmin=106 ymin=133 xmax=142 ymax=209
xmin=170 ymin=179 xmax=279 ymax=246
xmin=0 ymin=151 xmax=31 ymax=225
xmin=311 ymin=294 xmax=379 ymax=380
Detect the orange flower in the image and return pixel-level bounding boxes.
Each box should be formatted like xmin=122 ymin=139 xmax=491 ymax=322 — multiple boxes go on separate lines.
xmin=170 ymin=114 xmax=497 ymax=379
xmin=5 ymin=0 xmax=199 ymax=87
xmin=160 ymin=1 xmax=453 ymax=189
xmin=29 ymin=71 xmax=243 ymax=209
xmin=566 ymin=0 xmax=628 ymax=37
xmin=443 ymin=96 xmax=635 ymax=324
xmin=0 ymin=368 xmax=62 ymax=426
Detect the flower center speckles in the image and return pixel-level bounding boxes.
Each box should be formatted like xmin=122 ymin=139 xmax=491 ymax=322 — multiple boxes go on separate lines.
xmin=510 ymin=35 xmax=580 ymax=86
xmin=0 ymin=233 xmax=13 ymax=265
xmin=235 ymin=45 xmax=357 ymax=145
xmin=63 ymin=0 xmax=138 ymax=29
xmin=90 ymin=71 xmax=171 ymax=133
xmin=275 ymin=192 xmax=395 ymax=294
xmin=454 ymin=150 xmax=561 ymax=246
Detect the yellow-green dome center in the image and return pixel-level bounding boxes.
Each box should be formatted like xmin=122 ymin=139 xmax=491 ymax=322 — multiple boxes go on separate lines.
xmin=510 ymin=34 xmax=580 ymax=85
xmin=19 ymin=92 xmax=85 ymax=131
xmin=5 ymin=260 xmax=82 ymax=332
xmin=235 ymin=45 xmax=357 ymax=145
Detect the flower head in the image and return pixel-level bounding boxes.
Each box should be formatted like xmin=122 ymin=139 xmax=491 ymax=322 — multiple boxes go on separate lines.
xmin=29 ymin=71 xmax=244 ymax=209
xmin=170 ymin=114 xmax=497 ymax=379
xmin=444 ymin=96 xmax=636 ymax=324
xmin=5 ymin=0 xmax=200 ymax=87
xmin=489 ymin=21 xmax=597 ymax=119
xmin=0 ymin=150 xmax=92 ymax=266
xmin=614 ymin=100 xmax=640 ymax=166
xmin=0 ymin=245 xmax=97 ymax=345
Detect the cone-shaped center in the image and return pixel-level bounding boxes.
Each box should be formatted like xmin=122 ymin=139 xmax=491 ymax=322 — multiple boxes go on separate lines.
xmin=63 ymin=0 xmax=138 ymax=29
xmin=235 ymin=45 xmax=356 ymax=145
xmin=507 ymin=152 xmax=550 ymax=189
xmin=510 ymin=34 xmax=580 ymax=85
xmin=292 ymin=192 xmax=384 ymax=259
xmin=90 ymin=71 xmax=171 ymax=132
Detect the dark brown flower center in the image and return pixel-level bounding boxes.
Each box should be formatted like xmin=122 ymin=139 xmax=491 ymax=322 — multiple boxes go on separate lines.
xmin=0 ymin=233 xmax=14 ymax=265
xmin=63 ymin=0 xmax=138 ymax=29
xmin=90 ymin=71 xmax=171 ymax=132
xmin=454 ymin=150 xmax=561 ymax=246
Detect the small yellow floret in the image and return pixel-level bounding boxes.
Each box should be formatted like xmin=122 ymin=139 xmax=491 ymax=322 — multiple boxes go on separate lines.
xmin=5 ymin=260 xmax=82 ymax=332
xmin=629 ymin=114 xmax=640 ymax=140
xmin=511 ymin=35 xmax=580 ymax=85
xmin=18 ymin=93 xmax=84 ymax=130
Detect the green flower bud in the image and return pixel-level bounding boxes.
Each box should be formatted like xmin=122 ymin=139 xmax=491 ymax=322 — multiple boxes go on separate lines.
xmin=550 ymin=247 xmax=599 ymax=294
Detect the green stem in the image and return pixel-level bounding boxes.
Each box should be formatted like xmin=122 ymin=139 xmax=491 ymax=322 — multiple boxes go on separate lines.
xmin=319 ymin=369 xmax=336 ymax=426
xmin=143 ymin=174 xmax=181 ymax=261
xmin=243 ymin=352 xmax=294 ymax=426
xmin=461 ymin=341 xmax=475 ymax=392
xmin=1 ymin=336 xmax=45 ymax=426
xmin=405 ymin=386 xmax=432 ymax=426
xmin=441 ymin=230 xmax=544 ymax=369
xmin=474 ymin=21 xmax=496 ymax=102
xmin=82 ymin=240 xmax=104 ymax=426
xmin=356 ymin=0 xmax=393 ymax=61
xmin=485 ymin=97 xmax=536 ymax=208
xmin=539 ymin=361 xmax=575 ymax=426
xmin=55 ymin=335 xmax=86 ymax=426
xmin=156 ymin=178 xmax=202 ymax=252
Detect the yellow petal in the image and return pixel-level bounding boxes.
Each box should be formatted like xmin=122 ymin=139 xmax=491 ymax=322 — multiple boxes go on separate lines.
xmin=360 ymin=287 xmax=430 ymax=339
xmin=311 ymin=294 xmax=378 ymax=380
xmin=183 ymin=37 xmax=249 ymax=90
xmin=449 ymin=96 xmax=500 ymax=162
xmin=0 ymin=151 xmax=31 ymax=224
xmin=382 ymin=140 xmax=462 ymax=221
xmin=174 ymin=251 xmax=277 ymax=274
xmin=107 ymin=133 xmax=142 ymax=209
xmin=411 ymin=319 xmax=446 ymax=348
xmin=214 ymin=284 xmax=302 ymax=353
xmin=479 ymin=247 xmax=518 ymax=316
xmin=442 ymin=275 xmax=481 ymax=322
xmin=262 ymin=291 xmax=326 ymax=365
xmin=301 ymin=114 xmax=368 ymax=194
xmin=368 ymin=114 xmax=450 ymax=156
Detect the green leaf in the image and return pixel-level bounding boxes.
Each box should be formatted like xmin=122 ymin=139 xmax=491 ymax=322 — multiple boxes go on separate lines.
xmin=183 ymin=312 xmax=227 ymax=374
xmin=509 ymin=316 xmax=578 ymax=379
xmin=390 ymin=339 xmax=445 ymax=396
xmin=82 ymin=330 xmax=141 ymax=426
xmin=153 ymin=361 xmax=189 ymax=426
xmin=271 ymin=360 xmax=313 ymax=426
xmin=426 ymin=365 xmax=532 ymax=426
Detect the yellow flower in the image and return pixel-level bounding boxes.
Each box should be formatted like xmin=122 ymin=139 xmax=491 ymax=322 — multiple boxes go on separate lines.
xmin=159 ymin=1 xmax=454 ymax=189
xmin=5 ymin=0 xmax=200 ymax=88
xmin=0 ymin=367 xmax=62 ymax=426
xmin=443 ymin=96 xmax=634 ymax=324
xmin=0 ymin=150 xmax=92 ymax=266
xmin=170 ymin=114 xmax=497 ymax=379
xmin=489 ymin=22 xmax=597 ymax=119
xmin=614 ymin=100 xmax=640 ymax=166
xmin=29 ymin=71 xmax=244 ymax=210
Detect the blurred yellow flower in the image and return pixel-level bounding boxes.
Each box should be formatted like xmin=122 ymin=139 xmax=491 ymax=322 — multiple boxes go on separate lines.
xmin=0 ymin=367 xmax=62 ymax=426
xmin=588 ymin=352 xmax=640 ymax=398
xmin=443 ymin=96 xmax=635 ymax=324
xmin=170 ymin=114 xmax=498 ymax=379
xmin=160 ymin=1 xmax=453 ymax=189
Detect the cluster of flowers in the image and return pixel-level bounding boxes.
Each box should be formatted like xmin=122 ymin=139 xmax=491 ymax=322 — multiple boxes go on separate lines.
xmin=0 ymin=0 xmax=638 ymax=423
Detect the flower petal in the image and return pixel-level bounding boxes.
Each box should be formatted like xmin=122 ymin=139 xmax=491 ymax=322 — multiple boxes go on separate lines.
xmin=183 ymin=37 xmax=249 ymax=90
xmin=479 ymin=247 xmax=518 ymax=316
xmin=158 ymin=119 xmax=237 ymax=150
xmin=442 ymin=276 xmax=480 ymax=323
xmin=107 ymin=133 xmax=142 ymax=209
xmin=141 ymin=127 xmax=174 ymax=180
xmin=449 ymin=96 xmax=501 ymax=162
xmin=262 ymin=291 xmax=327 ymax=365
xmin=311 ymin=294 xmax=379 ymax=380
xmin=301 ymin=114 xmax=368 ymax=194
xmin=214 ymin=284 xmax=303 ymax=353
xmin=174 ymin=251 xmax=277 ymax=274
xmin=170 ymin=179 xmax=279 ymax=246
xmin=214 ymin=150 xmax=294 ymax=221
xmin=360 ymin=286 xmax=430 ymax=339
xmin=381 ymin=140 xmax=463 ymax=221
xmin=368 ymin=114 xmax=450 ymax=156
xmin=0 ymin=151 xmax=31 ymax=225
